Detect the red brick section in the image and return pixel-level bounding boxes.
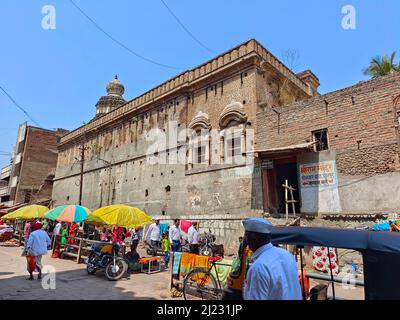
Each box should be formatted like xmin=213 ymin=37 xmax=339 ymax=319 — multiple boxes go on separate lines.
xmin=15 ymin=127 xmax=61 ymax=203
xmin=256 ymin=72 xmax=400 ymax=176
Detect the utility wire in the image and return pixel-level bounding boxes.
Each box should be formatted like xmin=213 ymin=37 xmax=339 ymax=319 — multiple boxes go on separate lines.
xmin=160 ymin=0 xmax=214 ymax=53
xmin=69 ymin=0 xmax=185 ymax=70
xmin=0 ymin=85 xmax=42 ymax=127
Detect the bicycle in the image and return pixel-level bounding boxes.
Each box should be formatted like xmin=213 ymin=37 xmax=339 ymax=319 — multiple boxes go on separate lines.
xmin=182 ymin=256 xmax=231 ymax=300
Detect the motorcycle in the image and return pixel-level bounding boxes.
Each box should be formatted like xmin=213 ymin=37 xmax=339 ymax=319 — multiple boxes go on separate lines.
xmin=181 ymin=229 xmax=218 ymax=256
xmin=199 ymin=229 xmax=217 ymax=256
xmin=144 ymin=240 xmax=164 ymax=256
xmin=86 ymin=243 xmax=128 ymax=281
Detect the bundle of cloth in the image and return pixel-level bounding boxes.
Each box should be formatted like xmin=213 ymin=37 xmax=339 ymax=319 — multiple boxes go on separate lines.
xmin=172 ymin=252 xmax=233 ymax=286
xmin=0 ymin=224 xmax=13 ymax=235
xmin=372 ymin=219 xmax=400 ymax=232
xmin=312 ymin=246 xmax=340 ymax=276
xmin=210 ymin=258 xmax=233 ymax=285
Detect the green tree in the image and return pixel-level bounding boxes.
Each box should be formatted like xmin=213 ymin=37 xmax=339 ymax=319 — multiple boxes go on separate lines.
xmin=363 ymin=52 xmax=399 ymax=78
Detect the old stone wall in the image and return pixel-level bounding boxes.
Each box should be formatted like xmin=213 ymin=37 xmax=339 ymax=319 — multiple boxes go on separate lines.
xmin=53 ymin=68 xmax=266 ymax=217
xmin=53 ymin=39 xmax=314 ymax=243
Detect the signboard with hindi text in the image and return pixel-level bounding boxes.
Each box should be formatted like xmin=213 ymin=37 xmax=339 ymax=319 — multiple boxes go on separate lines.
xmin=299 ymin=160 xmax=337 ymax=188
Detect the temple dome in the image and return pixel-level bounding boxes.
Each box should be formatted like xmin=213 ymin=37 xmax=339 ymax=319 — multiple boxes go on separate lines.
xmin=95 ymin=75 xmax=126 ymax=117
xmin=106 ymin=75 xmax=125 ymax=96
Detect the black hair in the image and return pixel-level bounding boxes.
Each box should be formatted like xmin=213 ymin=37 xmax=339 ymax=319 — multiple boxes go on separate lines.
xmin=245 ymin=231 xmax=271 ymax=248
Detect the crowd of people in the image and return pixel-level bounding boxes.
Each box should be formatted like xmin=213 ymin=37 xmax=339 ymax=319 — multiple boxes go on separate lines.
xmin=20 ymin=218 xmax=83 ymax=279
xmin=5 ymin=215 xmax=305 ymax=300
xmin=145 ymin=219 xmax=200 ymax=268
xmin=13 ymin=217 xmax=202 ymax=282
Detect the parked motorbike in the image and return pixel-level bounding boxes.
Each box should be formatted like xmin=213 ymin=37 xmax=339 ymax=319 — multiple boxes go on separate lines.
xmin=199 ymin=229 xmax=217 ymax=256
xmin=144 ymin=240 xmax=164 ymax=256
xmin=181 ymin=229 xmax=217 ymax=256
xmin=86 ymin=243 xmax=128 ymax=281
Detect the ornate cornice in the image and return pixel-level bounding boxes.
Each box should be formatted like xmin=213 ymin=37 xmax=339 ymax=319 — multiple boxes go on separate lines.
xmin=59 ymin=39 xmax=311 ymax=146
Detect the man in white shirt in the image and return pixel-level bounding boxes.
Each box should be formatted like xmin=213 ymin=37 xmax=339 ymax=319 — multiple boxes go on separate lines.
xmin=53 ymin=221 xmax=62 ymax=236
xmin=188 ymin=222 xmax=200 ymax=254
xmin=242 ymin=218 xmax=302 ymax=300
xmin=146 ymin=219 xmax=161 ymax=254
xmin=169 ymin=219 xmax=182 ymax=252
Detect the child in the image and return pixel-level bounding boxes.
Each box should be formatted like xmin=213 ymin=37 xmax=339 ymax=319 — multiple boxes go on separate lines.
xmin=60 ymin=223 xmax=68 ymax=245
xmin=161 ymin=231 xmax=171 ymax=268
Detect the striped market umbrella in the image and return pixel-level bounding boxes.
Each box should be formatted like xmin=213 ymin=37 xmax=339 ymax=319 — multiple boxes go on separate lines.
xmin=45 ymin=205 xmax=91 ymax=223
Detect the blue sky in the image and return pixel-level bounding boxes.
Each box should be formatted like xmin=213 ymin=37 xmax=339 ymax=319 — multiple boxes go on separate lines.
xmin=0 ymin=0 xmax=399 ymax=167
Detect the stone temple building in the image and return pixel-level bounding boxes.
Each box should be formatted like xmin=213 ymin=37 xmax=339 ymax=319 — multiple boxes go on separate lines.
xmin=52 ymin=39 xmax=318 ymax=249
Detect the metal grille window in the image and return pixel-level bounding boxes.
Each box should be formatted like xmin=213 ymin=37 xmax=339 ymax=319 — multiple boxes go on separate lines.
xmin=312 ymin=129 xmax=329 ymax=151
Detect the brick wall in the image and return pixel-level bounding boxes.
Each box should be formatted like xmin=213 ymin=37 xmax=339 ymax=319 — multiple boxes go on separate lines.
xmin=256 ymin=72 xmax=400 ymax=175
xmin=15 ymin=127 xmax=60 ymax=203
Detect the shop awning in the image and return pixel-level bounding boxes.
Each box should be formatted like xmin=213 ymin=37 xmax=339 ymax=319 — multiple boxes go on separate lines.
xmin=251 ymin=141 xmax=316 ymax=156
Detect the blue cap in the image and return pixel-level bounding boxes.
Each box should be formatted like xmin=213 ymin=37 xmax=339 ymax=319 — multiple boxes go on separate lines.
xmin=242 ymin=218 xmax=273 ymax=234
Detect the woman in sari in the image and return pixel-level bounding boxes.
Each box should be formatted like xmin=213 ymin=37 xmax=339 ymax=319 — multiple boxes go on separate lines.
xmin=24 ymin=219 xmax=33 ymax=243
xmin=112 ymin=226 xmax=124 ymax=245
xmin=68 ymin=222 xmax=79 ymax=244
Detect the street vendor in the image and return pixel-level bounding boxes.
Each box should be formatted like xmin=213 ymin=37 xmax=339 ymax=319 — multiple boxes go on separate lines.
xmin=125 ymin=245 xmax=141 ymax=273
xmin=68 ymin=222 xmax=79 ymax=244
xmin=242 ymin=218 xmax=301 ymax=300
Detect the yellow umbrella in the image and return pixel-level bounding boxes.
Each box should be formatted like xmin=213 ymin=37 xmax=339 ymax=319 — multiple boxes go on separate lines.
xmin=86 ymin=204 xmax=153 ymax=228
xmin=1 ymin=205 xmax=49 ymax=220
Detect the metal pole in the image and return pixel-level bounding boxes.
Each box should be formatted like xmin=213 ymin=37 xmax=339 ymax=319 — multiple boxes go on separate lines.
xmin=327 ymin=247 xmax=336 ymax=300
xmin=299 ymin=246 xmax=306 ymax=300
xmin=285 ymin=179 xmax=288 ymax=221
xmin=78 ymin=144 xmax=85 ymax=206
xmin=108 ymin=164 xmax=112 ymax=205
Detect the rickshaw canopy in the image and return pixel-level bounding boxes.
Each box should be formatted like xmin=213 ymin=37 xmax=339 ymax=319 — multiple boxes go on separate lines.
xmin=270 ymin=226 xmax=400 ymax=300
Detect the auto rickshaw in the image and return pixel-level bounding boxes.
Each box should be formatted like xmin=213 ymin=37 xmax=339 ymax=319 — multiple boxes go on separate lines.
xmin=223 ymin=226 xmax=400 ymax=300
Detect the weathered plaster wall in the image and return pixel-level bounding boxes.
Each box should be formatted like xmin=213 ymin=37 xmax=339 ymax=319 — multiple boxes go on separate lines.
xmin=257 ymin=72 xmax=400 ymax=215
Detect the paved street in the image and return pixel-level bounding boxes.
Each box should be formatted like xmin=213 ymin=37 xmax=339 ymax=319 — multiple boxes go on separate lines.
xmin=0 ymin=244 xmax=176 ymax=300
xmin=0 ymin=243 xmax=364 ymax=300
